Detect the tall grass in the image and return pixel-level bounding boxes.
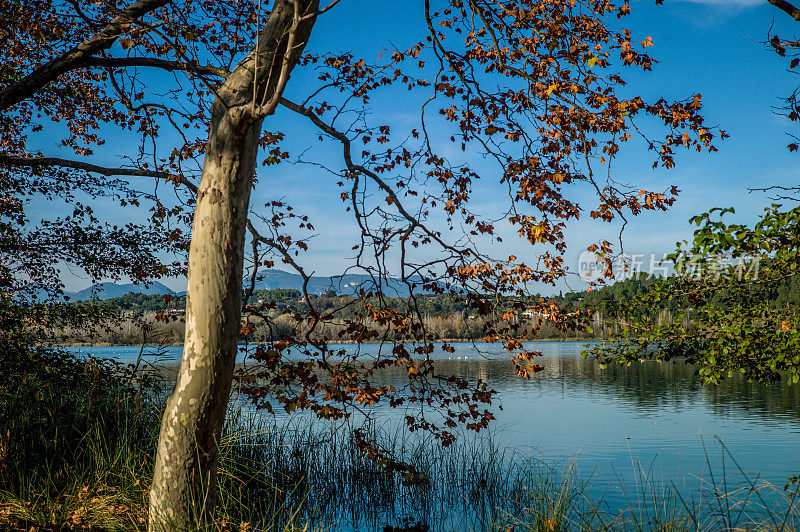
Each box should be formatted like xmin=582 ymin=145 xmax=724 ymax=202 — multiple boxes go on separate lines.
xmin=51 ymin=310 xmax=611 ymax=346
xmin=0 ymin=352 xmax=160 ymax=530
xmin=214 ymin=410 xmax=593 ymax=532
xmin=215 ymin=411 xmax=800 ymax=532
xmin=52 ymin=311 xmax=186 ymax=346
xmin=0 ymin=351 xmax=309 ymax=531
xmin=3 ymin=351 xmax=799 ymax=531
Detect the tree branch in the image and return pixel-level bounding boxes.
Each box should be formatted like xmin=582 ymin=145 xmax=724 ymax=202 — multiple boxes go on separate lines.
xmin=84 ymin=57 xmax=230 ymax=78
xmin=300 ymin=0 xmax=343 ymax=21
xmin=0 ymin=0 xmax=170 ymax=112
xmin=0 ymin=155 xmax=197 ymax=193
xmin=767 ymin=0 xmax=800 ymax=21
xmin=246 ymin=219 xmax=324 ymax=342
xmin=252 ymin=0 xmax=304 ymax=117
xmin=278 ymin=97 xmax=468 ymax=258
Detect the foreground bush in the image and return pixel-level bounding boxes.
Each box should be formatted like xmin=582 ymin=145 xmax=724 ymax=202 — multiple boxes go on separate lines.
xmin=0 ymin=347 xmax=159 ymax=530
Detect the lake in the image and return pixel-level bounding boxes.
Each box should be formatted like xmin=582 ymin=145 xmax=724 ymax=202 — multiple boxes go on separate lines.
xmin=67 ymin=341 xmax=800 ymax=527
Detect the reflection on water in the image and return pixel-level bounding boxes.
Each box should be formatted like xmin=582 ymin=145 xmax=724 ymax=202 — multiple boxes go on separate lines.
xmin=67 ymin=341 xmax=800 ymax=514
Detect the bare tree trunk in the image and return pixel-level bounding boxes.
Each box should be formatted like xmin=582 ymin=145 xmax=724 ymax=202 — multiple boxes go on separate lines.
xmin=148 ymin=1 xmax=318 ymax=528
xmin=148 ymin=110 xmax=261 ymax=530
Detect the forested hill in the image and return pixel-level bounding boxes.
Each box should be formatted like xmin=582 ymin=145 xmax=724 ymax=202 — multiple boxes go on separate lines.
xmin=73 ymin=274 xmax=800 ymax=317
xmin=558 ymin=274 xmax=800 ymax=313
xmin=77 ymin=288 xmax=472 ymax=318
xmin=70 ymin=277 xmax=651 ymax=316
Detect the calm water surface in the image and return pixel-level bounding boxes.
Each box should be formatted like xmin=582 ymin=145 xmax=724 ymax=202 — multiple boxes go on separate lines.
xmin=68 ymin=342 xmax=800 ymax=516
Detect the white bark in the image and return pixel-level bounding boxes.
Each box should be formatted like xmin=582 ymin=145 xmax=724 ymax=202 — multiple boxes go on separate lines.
xmin=148 ymin=1 xmax=318 ymax=528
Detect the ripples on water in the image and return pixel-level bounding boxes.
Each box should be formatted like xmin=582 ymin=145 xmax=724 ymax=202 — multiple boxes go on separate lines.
xmin=67 ymin=342 xmax=800 ymax=518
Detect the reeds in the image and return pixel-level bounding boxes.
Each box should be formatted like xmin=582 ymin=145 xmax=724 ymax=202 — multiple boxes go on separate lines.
xmin=214 ymin=412 xmax=800 ymax=532
xmin=215 ymin=411 xmax=585 ymax=532
xmin=2 ymin=352 xmax=799 ymax=531
xmin=49 ymin=310 xmax=613 ymax=346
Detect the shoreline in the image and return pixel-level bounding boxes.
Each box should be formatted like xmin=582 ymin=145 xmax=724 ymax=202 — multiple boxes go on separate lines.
xmin=57 ymin=337 xmax=605 ymax=348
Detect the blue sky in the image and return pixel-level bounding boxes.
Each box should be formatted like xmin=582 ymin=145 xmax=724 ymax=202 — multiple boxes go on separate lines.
xmin=33 ymin=0 xmax=800 ymax=294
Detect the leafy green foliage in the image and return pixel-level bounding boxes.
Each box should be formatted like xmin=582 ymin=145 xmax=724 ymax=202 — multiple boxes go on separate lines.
xmin=0 ymin=296 xmax=160 ymax=484
xmin=588 ymin=204 xmax=800 ymax=384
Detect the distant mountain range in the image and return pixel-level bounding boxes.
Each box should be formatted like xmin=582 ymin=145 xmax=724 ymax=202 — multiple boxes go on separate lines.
xmin=250 ymin=269 xmax=416 ymax=296
xmin=66 ymin=281 xmax=179 ymax=301
xmin=66 ymin=270 xmax=420 ymax=300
